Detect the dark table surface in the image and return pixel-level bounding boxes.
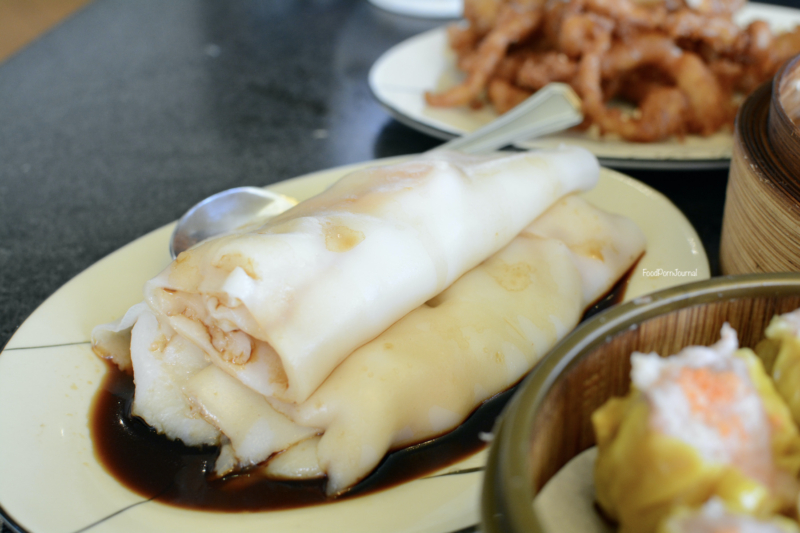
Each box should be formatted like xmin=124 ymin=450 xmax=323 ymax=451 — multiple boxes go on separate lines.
xmin=0 ymin=0 xmax=797 ymax=531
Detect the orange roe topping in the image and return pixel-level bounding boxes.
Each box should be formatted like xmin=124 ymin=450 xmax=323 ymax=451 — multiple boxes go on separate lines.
xmin=677 ymin=367 xmax=745 ymax=438
xmin=767 ymin=412 xmax=786 ymax=431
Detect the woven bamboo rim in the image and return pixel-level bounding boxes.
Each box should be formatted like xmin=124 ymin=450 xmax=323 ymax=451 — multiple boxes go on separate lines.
xmin=720 ymin=55 xmax=800 ymax=274
xmin=481 ymin=273 xmax=800 ymax=533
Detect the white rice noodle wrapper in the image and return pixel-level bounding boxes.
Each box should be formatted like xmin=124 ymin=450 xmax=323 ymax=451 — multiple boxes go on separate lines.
xmin=262 ymin=436 xmax=324 ymax=480
xmin=91 ymin=302 xmax=150 ymax=372
xmin=183 ymin=365 xmax=320 ymax=476
xmin=93 ymin=313 xmax=321 ymax=472
xmin=143 ymin=148 xmax=600 ymax=403
xmin=273 ymin=196 xmax=645 ymax=494
xmin=523 ymin=195 xmax=642 ymax=304
xmin=126 ymin=309 xmax=221 ymax=447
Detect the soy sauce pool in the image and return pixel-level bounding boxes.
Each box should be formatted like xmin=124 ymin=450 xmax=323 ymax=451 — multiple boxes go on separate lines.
xmin=90 ymin=262 xmax=636 ymax=511
xmin=92 ymin=363 xmax=512 ymax=511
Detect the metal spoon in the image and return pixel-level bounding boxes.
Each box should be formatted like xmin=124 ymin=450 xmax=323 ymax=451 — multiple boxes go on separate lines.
xmin=169 ymin=187 xmax=298 ymax=259
xmin=169 ymin=83 xmax=583 ymax=258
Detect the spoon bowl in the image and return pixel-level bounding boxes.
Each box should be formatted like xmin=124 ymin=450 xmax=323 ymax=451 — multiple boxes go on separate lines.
xmin=169 ymin=187 xmax=297 ymax=258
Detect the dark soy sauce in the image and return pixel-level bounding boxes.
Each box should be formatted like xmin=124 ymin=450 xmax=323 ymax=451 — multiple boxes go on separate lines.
xmin=90 ymin=260 xmax=636 ymax=511
xmin=92 ymin=364 xmax=513 ymax=511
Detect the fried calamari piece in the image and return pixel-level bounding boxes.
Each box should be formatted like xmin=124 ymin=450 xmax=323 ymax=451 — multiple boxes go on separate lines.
xmin=494 ymin=49 xmax=538 ymax=82
xmin=579 ymin=55 xmax=691 ymax=142
xmin=672 ymin=52 xmax=731 ymax=134
xmin=540 ymin=0 xmax=584 ymax=49
xmin=582 ymin=33 xmax=685 ymax=140
xmin=463 ymin=0 xmax=503 ymax=36
xmin=708 ymin=57 xmax=745 ymax=90
xmin=424 ymin=5 xmax=542 ymax=107
xmin=773 ymin=27 xmax=800 ymax=65
xmin=601 ymin=33 xmax=684 ymax=78
xmin=613 ymin=65 xmax=675 ymax=102
xmin=516 ymin=51 xmax=578 ymax=90
xmin=446 ymin=24 xmax=480 ymax=58
xmin=600 ymin=33 xmax=730 ymax=136
xmin=487 ymin=78 xmax=532 ymax=113
xmin=664 ymin=8 xmax=743 ymax=52
xmin=559 ymin=12 xmax=615 ymax=58
xmin=584 ymin=0 xmax=665 ymax=31
xmin=675 ymin=0 xmax=747 ymax=15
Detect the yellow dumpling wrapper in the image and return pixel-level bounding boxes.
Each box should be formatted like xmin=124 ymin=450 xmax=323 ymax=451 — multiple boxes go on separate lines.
xmin=593 ymin=325 xmax=800 ymax=533
xmin=757 ymin=310 xmax=800 ymax=428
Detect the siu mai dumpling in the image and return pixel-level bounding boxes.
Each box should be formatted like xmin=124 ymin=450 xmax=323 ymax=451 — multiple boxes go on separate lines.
xmin=593 ymin=325 xmax=800 ymax=533
xmin=657 ymin=498 xmax=800 ymax=533
xmin=757 ymin=308 xmax=800 ymax=426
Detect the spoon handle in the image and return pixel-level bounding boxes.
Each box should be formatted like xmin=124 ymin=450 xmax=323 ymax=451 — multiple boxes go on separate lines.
xmin=433 ymin=83 xmax=583 ymax=155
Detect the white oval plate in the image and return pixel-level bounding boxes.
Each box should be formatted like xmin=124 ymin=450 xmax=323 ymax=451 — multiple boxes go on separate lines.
xmin=368 ymin=2 xmax=800 ymax=170
xmin=368 ymin=0 xmax=462 ymax=19
xmin=0 ymin=159 xmax=708 ymax=533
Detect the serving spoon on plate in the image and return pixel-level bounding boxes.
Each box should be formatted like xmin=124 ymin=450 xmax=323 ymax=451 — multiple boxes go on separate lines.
xmin=169 ymin=83 xmax=583 ymax=259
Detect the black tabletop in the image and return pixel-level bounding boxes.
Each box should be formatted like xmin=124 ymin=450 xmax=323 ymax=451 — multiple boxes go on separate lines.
xmin=0 ymin=1 xmax=797 ymax=529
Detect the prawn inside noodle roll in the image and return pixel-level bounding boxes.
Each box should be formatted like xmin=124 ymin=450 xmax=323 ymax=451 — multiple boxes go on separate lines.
xmin=93 ymin=149 xmax=646 ymax=495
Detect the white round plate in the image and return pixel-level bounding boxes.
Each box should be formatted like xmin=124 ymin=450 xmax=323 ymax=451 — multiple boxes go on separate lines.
xmin=533 ymin=448 xmax=611 ymax=533
xmin=0 ymin=159 xmax=708 ymax=533
xmin=368 ymin=2 xmax=800 ymax=170
xmin=368 ymin=0 xmax=462 ymax=19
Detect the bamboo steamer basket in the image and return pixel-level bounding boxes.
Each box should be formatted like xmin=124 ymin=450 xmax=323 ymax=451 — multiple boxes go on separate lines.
xmin=481 ymin=273 xmax=800 ymax=533
xmin=720 ymin=54 xmax=800 ymax=274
